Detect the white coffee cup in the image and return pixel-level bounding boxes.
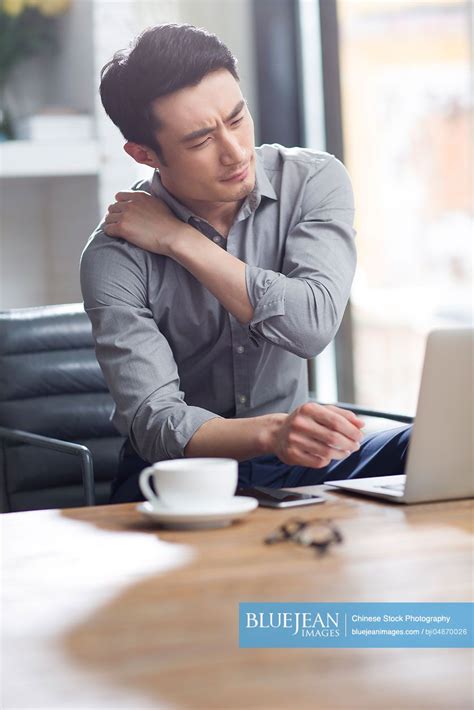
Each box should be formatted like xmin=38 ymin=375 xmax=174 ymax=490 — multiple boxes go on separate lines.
xmin=139 ymin=458 xmax=238 ymax=511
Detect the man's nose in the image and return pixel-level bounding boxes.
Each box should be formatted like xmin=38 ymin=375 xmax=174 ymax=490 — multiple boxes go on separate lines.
xmin=220 ymin=132 xmax=246 ymax=165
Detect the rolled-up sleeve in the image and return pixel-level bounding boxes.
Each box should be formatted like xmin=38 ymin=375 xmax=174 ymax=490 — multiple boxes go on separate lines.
xmin=80 ymin=233 xmax=220 ymax=463
xmin=245 ymin=156 xmax=356 ymax=359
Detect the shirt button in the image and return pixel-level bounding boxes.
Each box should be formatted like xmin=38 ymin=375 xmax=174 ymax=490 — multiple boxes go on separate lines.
xmin=236 ymin=345 xmax=245 ymax=354
xmin=212 ymin=236 xmax=220 ymax=243
xmin=238 ymin=394 xmax=247 ymax=405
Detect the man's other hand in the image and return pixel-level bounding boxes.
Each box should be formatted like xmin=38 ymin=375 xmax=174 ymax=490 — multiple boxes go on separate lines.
xmin=270 ymin=402 xmax=365 ymax=468
xmin=103 ymin=191 xmax=181 ymax=255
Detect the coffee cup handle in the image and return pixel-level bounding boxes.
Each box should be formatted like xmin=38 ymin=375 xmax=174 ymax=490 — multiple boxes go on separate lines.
xmin=139 ymin=466 xmax=160 ymax=506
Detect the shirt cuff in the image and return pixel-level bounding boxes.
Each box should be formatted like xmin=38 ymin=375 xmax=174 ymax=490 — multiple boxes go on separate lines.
xmin=245 ymin=264 xmax=286 ymax=326
xmin=164 ymin=407 xmax=222 ymax=460
xmin=131 ymin=403 xmax=222 ymax=462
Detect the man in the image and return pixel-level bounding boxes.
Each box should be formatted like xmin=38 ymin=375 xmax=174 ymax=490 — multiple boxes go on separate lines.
xmin=80 ymin=24 xmax=410 ymax=503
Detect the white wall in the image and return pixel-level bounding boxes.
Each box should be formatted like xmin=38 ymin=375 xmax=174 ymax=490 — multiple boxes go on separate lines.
xmin=0 ymin=0 xmax=259 ymax=309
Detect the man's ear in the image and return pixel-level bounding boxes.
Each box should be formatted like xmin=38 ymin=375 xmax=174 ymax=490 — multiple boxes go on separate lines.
xmin=124 ymin=142 xmax=162 ymax=168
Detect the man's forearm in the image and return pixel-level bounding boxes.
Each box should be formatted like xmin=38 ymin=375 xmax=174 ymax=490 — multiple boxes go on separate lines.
xmin=169 ymin=225 xmax=254 ymax=324
xmin=184 ymin=413 xmax=286 ymax=461
xmin=184 ymin=402 xmax=366 ymax=469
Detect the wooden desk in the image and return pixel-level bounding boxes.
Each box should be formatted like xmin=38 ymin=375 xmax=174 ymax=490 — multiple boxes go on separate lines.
xmin=2 ymin=489 xmax=473 ymax=709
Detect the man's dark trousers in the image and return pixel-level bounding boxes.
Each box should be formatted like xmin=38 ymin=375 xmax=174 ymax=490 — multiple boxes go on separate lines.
xmin=110 ymin=425 xmax=412 ymax=504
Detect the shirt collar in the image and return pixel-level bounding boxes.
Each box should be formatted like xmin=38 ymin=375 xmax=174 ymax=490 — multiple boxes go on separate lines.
xmin=149 ymin=149 xmax=278 ymax=226
xmin=237 ymin=152 xmax=277 ymax=220
xmin=254 ymin=150 xmax=278 ymax=202
xmin=150 ymin=172 xmax=196 ymax=223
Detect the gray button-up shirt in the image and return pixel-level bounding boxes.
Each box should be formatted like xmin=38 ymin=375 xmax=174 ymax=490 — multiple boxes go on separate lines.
xmin=80 ymin=144 xmax=356 ymax=463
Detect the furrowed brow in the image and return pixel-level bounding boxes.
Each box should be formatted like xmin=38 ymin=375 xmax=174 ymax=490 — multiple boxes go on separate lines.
xmin=181 ymin=100 xmax=246 ymax=144
xmin=225 ymin=99 xmax=246 ymax=122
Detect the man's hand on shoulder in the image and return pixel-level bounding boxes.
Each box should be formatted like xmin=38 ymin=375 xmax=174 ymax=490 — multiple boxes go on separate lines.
xmin=103 ymin=191 xmax=186 ymax=256
xmin=103 ymin=189 xmax=253 ymax=324
xmin=265 ymin=402 xmax=365 ymax=469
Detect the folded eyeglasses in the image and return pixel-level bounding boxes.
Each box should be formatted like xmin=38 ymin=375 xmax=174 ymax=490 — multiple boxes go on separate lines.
xmin=264 ymin=518 xmax=343 ymax=556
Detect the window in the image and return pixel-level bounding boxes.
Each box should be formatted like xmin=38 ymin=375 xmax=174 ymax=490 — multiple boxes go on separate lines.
xmin=337 ymin=0 xmax=472 ymax=413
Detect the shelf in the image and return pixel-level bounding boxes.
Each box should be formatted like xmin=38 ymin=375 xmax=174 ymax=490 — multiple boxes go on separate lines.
xmin=0 ymin=140 xmax=100 ymax=178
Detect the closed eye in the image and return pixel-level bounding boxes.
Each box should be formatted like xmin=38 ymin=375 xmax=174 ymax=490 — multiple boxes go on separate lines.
xmin=190 ymin=137 xmax=212 ymax=149
xmin=190 ymin=115 xmax=245 ymax=148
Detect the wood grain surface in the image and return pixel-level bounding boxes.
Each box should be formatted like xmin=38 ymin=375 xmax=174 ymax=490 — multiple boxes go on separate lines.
xmin=2 ymin=487 xmax=473 ymax=709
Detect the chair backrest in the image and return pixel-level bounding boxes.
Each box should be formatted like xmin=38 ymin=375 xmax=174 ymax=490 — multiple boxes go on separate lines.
xmin=0 ymin=304 xmax=125 ymax=512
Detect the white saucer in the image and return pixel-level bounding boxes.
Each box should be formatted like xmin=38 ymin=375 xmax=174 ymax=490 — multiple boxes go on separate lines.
xmin=137 ymin=496 xmax=258 ymax=530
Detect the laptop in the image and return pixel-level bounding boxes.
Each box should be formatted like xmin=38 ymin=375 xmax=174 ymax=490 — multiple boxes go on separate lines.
xmin=326 ymin=328 xmax=473 ymax=504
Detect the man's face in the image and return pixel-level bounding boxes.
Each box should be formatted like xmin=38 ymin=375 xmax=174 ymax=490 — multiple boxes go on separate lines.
xmin=150 ymin=69 xmax=256 ymax=206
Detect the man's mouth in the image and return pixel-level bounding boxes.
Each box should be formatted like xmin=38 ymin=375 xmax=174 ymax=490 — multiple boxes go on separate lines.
xmin=221 ymin=164 xmax=250 ymax=182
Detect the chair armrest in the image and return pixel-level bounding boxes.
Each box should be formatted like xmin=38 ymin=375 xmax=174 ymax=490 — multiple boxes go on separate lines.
xmin=0 ymin=426 xmax=95 ymax=506
xmin=314 ymin=401 xmax=414 ymax=424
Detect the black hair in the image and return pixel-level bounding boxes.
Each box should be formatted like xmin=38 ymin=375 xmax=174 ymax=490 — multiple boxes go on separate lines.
xmin=100 ymin=23 xmax=239 ymax=162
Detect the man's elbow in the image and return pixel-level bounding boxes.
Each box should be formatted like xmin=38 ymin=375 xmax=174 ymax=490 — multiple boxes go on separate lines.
xmin=295 ymin=325 xmax=338 ymax=360
xmin=250 ymin=315 xmax=340 ymax=359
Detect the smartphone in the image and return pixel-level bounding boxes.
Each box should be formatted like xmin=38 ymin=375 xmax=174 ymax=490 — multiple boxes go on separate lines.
xmin=237 ymin=486 xmax=325 ymax=508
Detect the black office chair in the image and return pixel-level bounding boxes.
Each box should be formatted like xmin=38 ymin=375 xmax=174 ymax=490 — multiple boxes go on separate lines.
xmin=0 ymin=303 xmax=413 ymax=513
xmin=0 ymin=304 xmax=125 ymax=512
